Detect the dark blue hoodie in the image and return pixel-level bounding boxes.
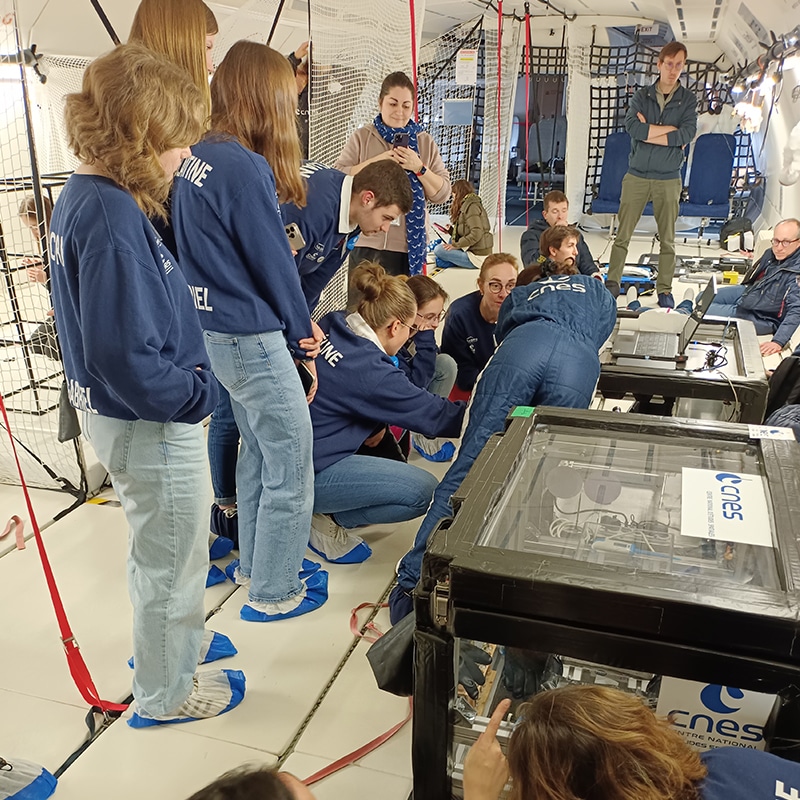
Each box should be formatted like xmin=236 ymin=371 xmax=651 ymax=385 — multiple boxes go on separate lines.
xmin=49 ymin=174 xmax=217 ymax=424
xmin=309 ymin=312 xmax=465 ymax=472
xmin=281 ymin=162 xmax=356 ymax=313
xmin=171 ymin=137 xmax=312 ymax=359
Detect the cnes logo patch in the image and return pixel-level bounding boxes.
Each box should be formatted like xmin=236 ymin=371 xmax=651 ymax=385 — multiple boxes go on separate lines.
xmin=656 ymin=678 xmax=774 ymax=751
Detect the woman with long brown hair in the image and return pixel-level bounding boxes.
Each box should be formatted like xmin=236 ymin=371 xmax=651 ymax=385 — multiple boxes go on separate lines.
xmin=463 ymin=685 xmax=800 ymax=800
xmin=433 ymin=179 xmax=493 ymax=270
xmin=50 ymin=43 xmax=245 ymax=727
xmin=171 ymin=41 xmax=326 ymax=623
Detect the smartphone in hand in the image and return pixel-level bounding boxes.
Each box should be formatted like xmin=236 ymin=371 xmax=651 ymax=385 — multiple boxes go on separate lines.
xmin=296 ymin=360 xmax=316 ymax=396
xmin=285 ymin=222 xmax=306 ymax=251
xmin=392 ymin=132 xmax=410 ymax=149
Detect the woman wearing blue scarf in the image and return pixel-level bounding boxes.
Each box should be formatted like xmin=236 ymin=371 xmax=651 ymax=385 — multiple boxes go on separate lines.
xmin=335 ymin=72 xmax=451 ymax=277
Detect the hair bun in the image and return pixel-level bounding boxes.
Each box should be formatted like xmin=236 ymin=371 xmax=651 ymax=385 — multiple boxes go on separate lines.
xmin=350 ymin=260 xmax=387 ymax=301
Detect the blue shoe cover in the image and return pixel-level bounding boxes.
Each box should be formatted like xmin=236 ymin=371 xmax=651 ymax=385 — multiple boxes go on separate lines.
xmin=240 ymin=570 xmax=329 ymax=622
xmin=199 ymin=631 xmax=237 ymax=664
xmin=225 ymin=559 xmax=244 ymax=584
xmin=210 ymin=504 xmax=239 ymax=549
xmin=128 ymin=669 xmax=246 ymax=728
xmin=209 ymin=534 xmax=235 ymax=560
xmin=308 ymin=539 xmax=372 ymax=565
xmin=206 ymin=565 xmax=227 ymax=587
xmin=129 ymin=629 xmax=236 ymax=669
xmin=300 ymin=557 xmax=321 ymax=580
xmin=412 ymin=438 xmax=456 ymax=463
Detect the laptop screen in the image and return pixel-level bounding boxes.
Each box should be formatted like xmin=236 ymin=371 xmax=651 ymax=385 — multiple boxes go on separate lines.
xmin=678 ymin=276 xmax=718 ymax=353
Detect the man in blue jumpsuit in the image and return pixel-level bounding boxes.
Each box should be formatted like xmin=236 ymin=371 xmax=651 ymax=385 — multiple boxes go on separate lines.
xmin=389 ymin=273 xmax=617 ymax=622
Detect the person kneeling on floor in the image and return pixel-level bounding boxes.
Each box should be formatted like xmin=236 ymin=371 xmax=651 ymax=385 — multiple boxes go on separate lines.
xmin=390 ymin=271 xmax=616 ymax=622
xmin=308 ymin=262 xmax=466 ymax=564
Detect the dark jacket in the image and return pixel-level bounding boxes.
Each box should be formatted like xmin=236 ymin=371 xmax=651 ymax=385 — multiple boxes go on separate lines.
xmin=738 ymin=246 xmax=800 ymax=346
xmin=309 ymin=312 xmax=465 ymax=472
xmin=451 ymin=194 xmax=493 ymax=255
xmin=519 ymin=217 xmax=598 ymax=275
xmin=625 ymin=80 xmax=697 ymax=180
xmin=440 ymin=290 xmax=496 ymax=392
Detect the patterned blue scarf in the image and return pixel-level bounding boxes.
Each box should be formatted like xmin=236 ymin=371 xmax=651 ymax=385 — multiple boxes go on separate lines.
xmin=372 ymin=115 xmax=427 ymax=276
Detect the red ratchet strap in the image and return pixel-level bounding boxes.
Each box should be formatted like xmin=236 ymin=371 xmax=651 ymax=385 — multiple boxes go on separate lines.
xmin=496 ymin=0 xmax=504 ymax=250
xmin=409 ymin=0 xmax=419 ymax=123
xmin=302 ymin=603 xmax=413 ymax=787
xmin=524 ymin=11 xmax=531 ymax=227
xmin=0 ymin=394 xmax=128 ymax=714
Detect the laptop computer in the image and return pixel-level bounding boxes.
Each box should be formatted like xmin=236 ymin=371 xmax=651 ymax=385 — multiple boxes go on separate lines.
xmin=610 ymin=276 xmax=718 ymax=361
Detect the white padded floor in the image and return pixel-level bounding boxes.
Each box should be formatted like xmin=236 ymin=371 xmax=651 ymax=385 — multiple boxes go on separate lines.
xmin=1 ymin=221 xmax=782 ymax=799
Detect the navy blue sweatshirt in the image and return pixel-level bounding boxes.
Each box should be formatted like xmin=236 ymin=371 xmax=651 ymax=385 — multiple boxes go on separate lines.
xmin=309 ymin=312 xmax=465 ymax=472
xmin=281 ymin=162 xmax=356 ymax=313
xmin=441 ymin=291 xmax=496 ymax=392
xmin=49 ymin=174 xmax=217 ymax=423
xmin=171 ymin=137 xmax=312 ymax=358
xmin=700 ymin=746 xmax=800 ymax=800
xmin=396 ymin=328 xmax=438 ymax=389
xmin=519 ymin=217 xmax=598 ymax=276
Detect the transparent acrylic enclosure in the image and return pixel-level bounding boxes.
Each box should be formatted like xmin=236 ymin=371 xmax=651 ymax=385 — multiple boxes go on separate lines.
xmin=475 ymin=425 xmax=780 ymax=590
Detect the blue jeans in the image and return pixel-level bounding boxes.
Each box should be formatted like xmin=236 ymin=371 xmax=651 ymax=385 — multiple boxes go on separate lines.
xmin=630 ymin=299 xmax=693 ymax=315
xmin=314 ymin=454 xmax=438 ymax=529
xmin=708 ymin=284 xmax=777 ymax=335
xmin=429 ymin=353 xmax=457 ymax=398
xmin=203 ymin=330 xmax=313 ymax=604
xmin=82 ymin=414 xmax=209 ymax=716
xmin=207 ymin=380 xmax=239 ymax=506
xmin=433 ymin=243 xmax=477 ymax=269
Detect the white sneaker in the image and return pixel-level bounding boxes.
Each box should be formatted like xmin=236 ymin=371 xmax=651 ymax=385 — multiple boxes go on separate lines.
xmin=309 ymin=513 xmax=372 ymax=564
xmin=682 ymin=286 xmax=696 ymax=303
xmin=626 ymin=286 xmax=638 ymax=305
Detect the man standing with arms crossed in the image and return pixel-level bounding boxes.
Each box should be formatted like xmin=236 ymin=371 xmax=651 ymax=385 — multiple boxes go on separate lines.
xmin=605 ymin=42 xmax=697 ymax=308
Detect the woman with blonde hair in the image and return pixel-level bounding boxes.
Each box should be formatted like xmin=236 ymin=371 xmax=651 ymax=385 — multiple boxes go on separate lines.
xmin=463 ymin=685 xmax=800 ymax=800
xmin=307 ymin=262 xmax=465 ymax=564
xmin=129 ymin=0 xmax=218 ymax=113
xmin=50 ymin=43 xmax=244 ymax=727
xmin=433 ymin=179 xmax=493 ymax=270
xmin=172 ymin=41 xmax=324 ymax=623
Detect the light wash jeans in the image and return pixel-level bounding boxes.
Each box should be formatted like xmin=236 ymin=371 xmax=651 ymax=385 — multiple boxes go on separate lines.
xmin=429 ymin=353 xmax=457 ymax=398
xmin=203 ymin=330 xmax=313 ymax=604
xmin=82 ymin=414 xmax=209 ymax=717
xmin=207 ymin=380 xmax=239 ymax=506
xmin=433 ymin=243 xmax=477 ymax=269
xmin=314 ymin=454 xmax=438 ymax=529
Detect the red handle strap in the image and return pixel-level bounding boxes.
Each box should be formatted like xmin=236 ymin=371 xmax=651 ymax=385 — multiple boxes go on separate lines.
xmin=303 ymin=602 xmax=412 ymax=786
xmin=0 ymin=394 xmax=128 ymax=713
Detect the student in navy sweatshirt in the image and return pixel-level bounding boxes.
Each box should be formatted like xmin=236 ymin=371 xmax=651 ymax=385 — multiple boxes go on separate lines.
xmin=308 ymin=263 xmax=465 ymax=564
xmin=49 ymin=44 xmax=244 ymax=727
xmin=204 ymin=158 xmax=414 ymax=553
xmin=284 ymin=159 xmax=414 ymax=312
xmin=441 ymin=253 xmax=519 ymax=400
xmin=172 ymin=41 xmax=326 ymax=624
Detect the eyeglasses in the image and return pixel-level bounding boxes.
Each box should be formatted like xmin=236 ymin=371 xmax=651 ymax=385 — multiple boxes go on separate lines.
xmin=416 ymin=310 xmax=446 ymax=323
xmin=771 ymin=238 xmax=800 ymax=248
xmin=485 ymin=280 xmax=517 ymax=294
xmin=397 ymin=320 xmax=420 ymax=334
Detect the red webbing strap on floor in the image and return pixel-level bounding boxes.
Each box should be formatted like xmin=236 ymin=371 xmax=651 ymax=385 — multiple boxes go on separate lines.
xmin=0 ymin=395 xmax=128 ymax=714
xmin=496 ymin=0 xmax=504 ymax=249
xmin=301 ymin=603 xmax=413 ymax=787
